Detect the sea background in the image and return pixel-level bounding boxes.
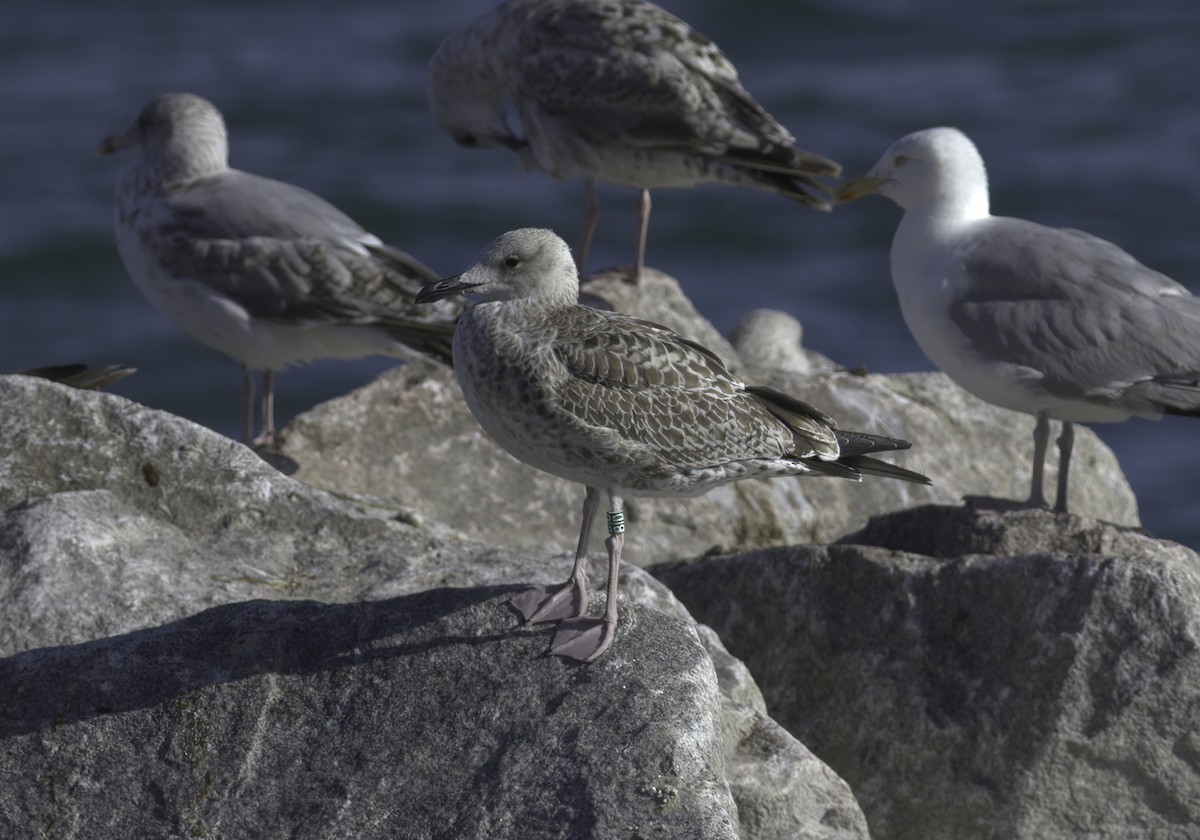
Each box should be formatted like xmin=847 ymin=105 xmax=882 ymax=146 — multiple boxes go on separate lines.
xmin=3 ymin=0 xmax=1198 ymax=547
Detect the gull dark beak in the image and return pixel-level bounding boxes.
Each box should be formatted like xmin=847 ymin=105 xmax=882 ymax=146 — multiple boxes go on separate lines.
xmin=416 ymin=274 xmax=482 ymax=304
xmin=832 ymin=175 xmax=893 ymax=204
xmin=96 ymin=126 xmax=136 ymax=156
xmin=499 ymin=134 xmax=529 ymax=152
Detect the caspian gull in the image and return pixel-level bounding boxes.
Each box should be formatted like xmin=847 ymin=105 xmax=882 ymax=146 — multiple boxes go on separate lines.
xmin=416 ymin=227 xmax=930 ymax=662
xmin=99 ymin=93 xmax=457 ymax=447
xmin=835 ymin=126 xmax=1200 ymax=513
xmin=427 ymin=0 xmax=840 ymax=282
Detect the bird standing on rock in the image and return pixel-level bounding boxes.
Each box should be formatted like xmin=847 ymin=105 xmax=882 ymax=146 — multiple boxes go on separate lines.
xmin=835 ymin=126 xmax=1200 ymax=514
xmin=100 ymin=93 xmax=457 ymax=448
xmin=427 ymin=0 xmax=840 ymax=283
xmin=417 ymin=227 xmax=929 ymax=662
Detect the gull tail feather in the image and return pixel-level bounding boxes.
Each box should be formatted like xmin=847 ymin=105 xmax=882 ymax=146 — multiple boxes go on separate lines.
xmin=19 ymin=364 xmax=137 ymax=391
xmin=835 ymin=429 xmax=913 ymax=457
xmin=837 ymin=454 xmax=931 ymax=486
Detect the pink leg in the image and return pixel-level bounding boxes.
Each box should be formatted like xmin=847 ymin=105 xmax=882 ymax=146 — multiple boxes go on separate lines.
xmin=510 ymin=486 xmax=599 ymax=623
xmin=239 ymin=364 xmax=255 ymax=444
xmin=966 ymin=410 xmax=1061 ymax=513
xmin=252 ymin=369 xmax=277 ymax=448
xmin=1026 ymin=410 xmax=1049 ymax=508
xmin=1054 ymin=420 xmax=1074 ymax=514
xmin=575 ymin=177 xmax=600 ymax=277
xmin=548 ymin=492 xmax=624 ymax=662
xmin=630 ymin=188 xmax=651 ymax=284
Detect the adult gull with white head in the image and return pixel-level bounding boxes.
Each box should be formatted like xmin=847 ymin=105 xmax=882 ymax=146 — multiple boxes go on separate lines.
xmin=835 ymin=127 xmax=1200 ymax=513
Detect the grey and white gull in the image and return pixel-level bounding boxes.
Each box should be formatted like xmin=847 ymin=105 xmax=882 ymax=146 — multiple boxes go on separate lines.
xmin=835 ymin=126 xmax=1200 ymax=513
xmin=427 ymin=0 xmax=840 ymax=282
xmin=99 ymin=93 xmax=457 ymax=447
xmin=417 ymin=227 xmax=930 ymax=662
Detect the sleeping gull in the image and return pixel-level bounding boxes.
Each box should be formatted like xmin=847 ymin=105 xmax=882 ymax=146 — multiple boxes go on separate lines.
xmin=834 ymin=126 xmax=1200 ymax=513
xmin=416 ymin=227 xmax=930 ymax=662
xmin=427 ymin=0 xmax=840 ymax=282
xmin=99 ymin=93 xmax=457 ymax=447
xmin=730 ymin=308 xmax=812 ymax=375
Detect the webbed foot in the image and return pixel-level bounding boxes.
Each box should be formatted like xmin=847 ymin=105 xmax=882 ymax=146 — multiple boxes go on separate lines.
xmin=547 ymin=616 xmax=616 ymax=663
xmin=510 ymin=579 xmax=588 ymax=624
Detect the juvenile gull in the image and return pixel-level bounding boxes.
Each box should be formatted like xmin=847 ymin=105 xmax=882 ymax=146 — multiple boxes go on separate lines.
xmin=99 ymin=93 xmax=457 ymax=447
xmin=417 ymin=228 xmax=929 ymax=662
xmin=835 ymin=126 xmax=1200 ymax=513
xmin=427 ymin=0 xmax=840 ymax=282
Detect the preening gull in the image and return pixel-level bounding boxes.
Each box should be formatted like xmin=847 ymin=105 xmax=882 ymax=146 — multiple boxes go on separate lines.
xmin=417 ymin=227 xmax=929 ymax=662
xmin=428 ymin=0 xmax=840 ymax=282
xmin=835 ymin=126 xmax=1200 ymax=513
xmin=99 ymin=93 xmax=457 ymax=447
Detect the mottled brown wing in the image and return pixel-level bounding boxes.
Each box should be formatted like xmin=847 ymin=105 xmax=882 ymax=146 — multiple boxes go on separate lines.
xmin=551 ymin=310 xmax=802 ymax=466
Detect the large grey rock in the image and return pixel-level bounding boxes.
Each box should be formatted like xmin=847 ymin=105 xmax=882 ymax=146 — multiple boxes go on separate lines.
xmin=277 ymin=270 xmax=1138 ymax=563
xmin=654 ymin=506 xmax=1200 ymax=840
xmin=0 ymin=375 xmax=868 ymax=839
xmin=1 ymin=594 xmax=738 ymax=840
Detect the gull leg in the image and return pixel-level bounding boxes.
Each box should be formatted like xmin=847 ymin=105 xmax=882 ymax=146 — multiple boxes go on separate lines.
xmin=1054 ymin=420 xmax=1074 ymax=514
xmin=630 ymin=188 xmax=651 ymax=284
xmin=966 ymin=410 xmax=1058 ymax=512
xmin=239 ymin=364 xmax=256 ymax=444
xmin=575 ymin=178 xmax=600 ymax=277
xmin=1026 ymin=410 xmax=1050 ymax=508
xmin=252 ymin=369 xmax=277 ymax=448
xmin=511 ymin=486 xmax=598 ymax=623
xmin=549 ymin=492 xmax=624 ymax=662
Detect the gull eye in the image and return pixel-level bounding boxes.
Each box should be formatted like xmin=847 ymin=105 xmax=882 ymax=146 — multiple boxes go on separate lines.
xmin=504 ymin=255 xmax=521 ymax=268
xmin=894 ymin=154 xmax=909 ymax=166
xmin=458 ymin=133 xmax=478 ymax=147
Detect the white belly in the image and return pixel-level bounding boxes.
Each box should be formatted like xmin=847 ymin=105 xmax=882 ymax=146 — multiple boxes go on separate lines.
xmin=892 ymin=248 xmax=1133 ymax=425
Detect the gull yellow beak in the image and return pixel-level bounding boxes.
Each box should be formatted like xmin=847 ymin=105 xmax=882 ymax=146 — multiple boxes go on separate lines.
xmin=832 ymin=175 xmax=892 ymax=204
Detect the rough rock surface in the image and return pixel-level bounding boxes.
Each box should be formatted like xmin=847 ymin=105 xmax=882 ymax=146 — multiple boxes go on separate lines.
xmin=0 ymin=374 xmax=867 ymax=840
xmin=654 ymin=506 xmax=1200 ymax=840
xmin=3 ymin=595 xmax=739 ymax=840
xmin=277 ymin=269 xmax=1138 ymax=562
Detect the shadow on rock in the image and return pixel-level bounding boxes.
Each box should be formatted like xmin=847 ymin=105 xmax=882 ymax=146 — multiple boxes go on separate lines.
xmin=0 ymin=586 xmax=524 ymax=737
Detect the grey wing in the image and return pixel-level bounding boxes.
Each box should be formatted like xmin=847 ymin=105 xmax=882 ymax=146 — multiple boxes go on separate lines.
xmin=550 ymin=310 xmax=800 ymax=466
xmin=153 ymin=171 xmax=447 ymax=326
xmin=515 ymin=0 xmax=796 ymax=160
xmin=168 ymin=170 xmax=369 ymax=243
xmin=951 ymin=217 xmax=1200 ymax=411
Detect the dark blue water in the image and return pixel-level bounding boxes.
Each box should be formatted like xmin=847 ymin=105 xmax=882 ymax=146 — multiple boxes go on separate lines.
xmin=3 ymin=0 xmax=1198 ymax=547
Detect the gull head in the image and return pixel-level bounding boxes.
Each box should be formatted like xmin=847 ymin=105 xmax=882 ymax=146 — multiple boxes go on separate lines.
xmin=416 ymin=229 xmax=579 ymax=307
xmin=98 ymin=93 xmax=229 ymax=181
xmin=834 ymin=127 xmax=990 ymax=217
xmin=427 ymin=47 xmax=525 ymax=153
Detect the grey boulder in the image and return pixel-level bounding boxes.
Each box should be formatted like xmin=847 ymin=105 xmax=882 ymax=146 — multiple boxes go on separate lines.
xmin=0 ymin=374 xmax=867 ymax=840
xmin=654 ymin=505 xmax=1200 ymax=840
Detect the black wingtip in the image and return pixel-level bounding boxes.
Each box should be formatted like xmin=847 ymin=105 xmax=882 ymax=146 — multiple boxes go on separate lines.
xmin=840 ymin=454 xmax=932 ymax=486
